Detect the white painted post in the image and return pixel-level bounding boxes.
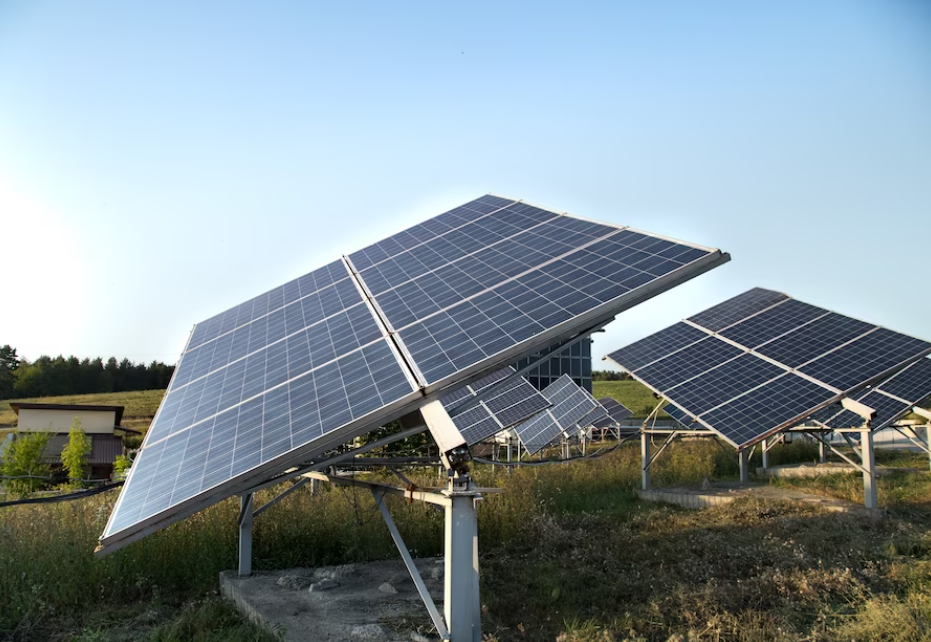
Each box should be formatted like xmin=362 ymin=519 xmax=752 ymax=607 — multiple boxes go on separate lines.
xmin=641 ymin=431 xmax=651 ymax=491
xmin=238 ymin=493 xmax=253 ymax=577
xmin=819 ymin=435 xmax=827 ymax=463
xmin=861 ymin=429 xmax=877 ymax=509
xmin=926 ymin=426 xmax=931 ymax=472
xmin=739 ymin=449 xmax=749 ymax=483
xmin=444 ymin=483 xmax=481 ymax=642
xmin=761 ymin=437 xmax=769 ymax=471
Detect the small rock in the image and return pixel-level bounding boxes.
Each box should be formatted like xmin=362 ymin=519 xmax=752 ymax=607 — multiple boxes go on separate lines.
xmin=379 ymin=582 xmax=398 ymax=594
xmin=277 ymin=575 xmax=311 ymax=590
xmin=309 ymin=578 xmax=340 ymax=592
xmin=429 ymin=566 xmax=443 ymax=580
xmin=351 ymin=623 xmax=388 ymax=640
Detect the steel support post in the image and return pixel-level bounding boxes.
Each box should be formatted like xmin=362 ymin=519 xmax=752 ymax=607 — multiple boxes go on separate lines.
xmin=926 ymin=426 xmax=931 ymax=472
xmin=238 ymin=493 xmax=254 ymax=577
xmin=739 ymin=449 xmax=749 ymax=483
xmin=444 ymin=481 xmax=481 ymax=642
xmin=819 ymin=437 xmax=827 ymax=463
xmin=860 ymin=429 xmax=877 ymax=509
xmin=761 ymin=438 xmax=769 ymax=471
xmin=641 ymin=430 xmax=651 ymax=490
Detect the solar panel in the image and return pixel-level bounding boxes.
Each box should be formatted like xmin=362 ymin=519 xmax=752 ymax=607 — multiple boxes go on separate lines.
xmin=664 ymin=403 xmax=697 ymax=427
xmin=512 ymin=375 xmax=605 ymax=454
xmin=100 ymin=195 xmax=729 ymax=553
xmin=815 ymin=357 xmax=931 ymax=432
xmin=440 ymin=367 xmax=550 ymax=445
xmin=596 ymin=397 xmax=634 ymax=423
xmin=606 ymin=288 xmax=931 ymax=448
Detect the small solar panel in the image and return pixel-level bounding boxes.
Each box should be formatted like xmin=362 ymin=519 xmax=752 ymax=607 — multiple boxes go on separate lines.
xmin=607 ymin=288 xmax=931 ymax=448
xmin=597 ymin=397 xmax=634 ymax=423
xmin=664 ymin=403 xmax=697 ymax=427
xmin=440 ymin=367 xmax=550 ymax=445
xmin=513 ymin=375 xmax=605 ymax=454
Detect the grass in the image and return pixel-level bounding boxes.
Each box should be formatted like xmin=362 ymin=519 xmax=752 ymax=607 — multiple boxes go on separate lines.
xmin=0 ymin=390 xmax=166 ymax=432
xmin=593 ymin=380 xmax=670 ymax=418
xmin=3 ymin=436 xmax=931 ymax=641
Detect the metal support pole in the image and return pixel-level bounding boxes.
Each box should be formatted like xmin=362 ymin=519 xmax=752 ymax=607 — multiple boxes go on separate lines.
xmin=238 ymin=493 xmax=253 ymax=577
xmin=926 ymin=426 xmax=931 ymax=472
xmin=861 ymin=429 xmax=877 ymax=509
xmin=739 ymin=449 xmax=749 ymax=483
xmin=641 ymin=430 xmax=651 ymax=490
xmin=444 ymin=478 xmax=481 ymax=642
xmin=761 ymin=438 xmax=769 ymax=470
xmin=819 ymin=436 xmax=827 ymax=463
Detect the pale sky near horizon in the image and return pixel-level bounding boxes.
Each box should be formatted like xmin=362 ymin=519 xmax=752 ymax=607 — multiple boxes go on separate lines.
xmin=0 ymin=1 xmax=928 ymax=369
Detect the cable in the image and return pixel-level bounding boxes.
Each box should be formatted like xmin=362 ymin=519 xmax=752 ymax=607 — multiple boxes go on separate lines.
xmin=472 ymin=436 xmax=637 ymax=468
xmin=0 ymin=480 xmax=123 ymax=508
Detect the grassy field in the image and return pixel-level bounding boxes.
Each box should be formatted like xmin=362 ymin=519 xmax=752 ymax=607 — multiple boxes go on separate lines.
xmin=0 ymin=390 xmax=165 ymax=432
xmin=592 ymin=380 xmax=669 ymax=418
xmin=3 ymin=436 xmax=931 ymax=641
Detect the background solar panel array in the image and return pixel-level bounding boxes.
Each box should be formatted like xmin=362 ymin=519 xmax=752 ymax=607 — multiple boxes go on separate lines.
xmin=591 ymin=397 xmax=634 ymax=427
xmin=440 ymin=367 xmax=551 ymax=445
xmin=814 ymin=357 xmax=931 ymax=431
xmin=102 ymin=194 xmax=725 ymax=550
xmin=512 ymin=375 xmax=606 ymax=454
xmin=607 ymin=288 xmax=931 ymax=448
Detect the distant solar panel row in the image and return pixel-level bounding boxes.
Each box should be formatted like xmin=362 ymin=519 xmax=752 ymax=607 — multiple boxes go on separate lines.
xmin=608 ymin=288 xmax=931 ymax=448
xmin=512 ymin=375 xmax=606 ymax=454
xmin=101 ymin=195 xmax=728 ymax=553
xmin=440 ymin=367 xmax=550 ymax=445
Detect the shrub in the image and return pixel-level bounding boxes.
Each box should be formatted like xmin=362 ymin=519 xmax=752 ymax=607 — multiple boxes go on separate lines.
xmin=0 ymin=430 xmax=53 ymax=496
xmin=61 ymin=417 xmax=92 ymax=489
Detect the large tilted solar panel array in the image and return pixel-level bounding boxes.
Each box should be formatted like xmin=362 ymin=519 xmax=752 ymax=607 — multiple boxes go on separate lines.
xmin=440 ymin=367 xmax=550 ymax=445
xmin=100 ymin=194 xmax=728 ymax=552
xmin=512 ymin=374 xmax=607 ymax=454
xmin=607 ymin=288 xmax=931 ymax=448
xmin=813 ymin=357 xmax=931 ymax=431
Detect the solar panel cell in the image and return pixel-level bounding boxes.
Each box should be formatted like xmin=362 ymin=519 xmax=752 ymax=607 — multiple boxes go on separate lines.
xmin=799 ymin=329 xmax=931 ymax=391
xmin=632 ymin=337 xmax=745 ymax=392
xmin=607 ymin=322 xmax=708 ymax=372
xmin=719 ymin=299 xmax=827 ymax=348
xmin=874 ymin=358 xmax=931 ymax=403
xmin=687 ymin=287 xmax=789 ymax=332
xmin=700 ymin=374 xmax=836 ymax=446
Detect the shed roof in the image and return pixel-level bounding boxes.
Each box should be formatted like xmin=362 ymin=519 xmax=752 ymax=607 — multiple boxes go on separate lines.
xmin=10 ymin=403 xmax=125 ymax=426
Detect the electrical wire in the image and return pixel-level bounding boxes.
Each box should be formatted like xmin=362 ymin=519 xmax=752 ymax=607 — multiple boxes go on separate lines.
xmin=0 ymin=480 xmax=123 ymax=508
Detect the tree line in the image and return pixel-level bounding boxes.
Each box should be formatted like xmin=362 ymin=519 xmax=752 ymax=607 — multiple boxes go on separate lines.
xmin=0 ymin=345 xmax=174 ymax=400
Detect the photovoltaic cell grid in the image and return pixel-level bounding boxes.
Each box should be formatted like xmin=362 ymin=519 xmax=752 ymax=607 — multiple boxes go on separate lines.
xmin=607 ymin=288 xmax=931 ymax=448
xmin=101 ymin=194 xmax=727 ymax=552
xmin=815 ymin=358 xmax=931 ymax=431
xmin=513 ymin=375 xmax=605 ymax=454
xmin=439 ymin=367 xmax=551 ymax=445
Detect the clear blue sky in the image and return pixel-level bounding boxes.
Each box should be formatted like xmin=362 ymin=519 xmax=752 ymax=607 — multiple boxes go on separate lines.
xmin=1 ymin=1 xmax=929 ymax=369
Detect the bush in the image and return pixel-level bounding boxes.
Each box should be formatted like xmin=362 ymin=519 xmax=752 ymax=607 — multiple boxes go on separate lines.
xmin=61 ymin=417 xmax=92 ymax=489
xmin=0 ymin=430 xmax=53 ymax=496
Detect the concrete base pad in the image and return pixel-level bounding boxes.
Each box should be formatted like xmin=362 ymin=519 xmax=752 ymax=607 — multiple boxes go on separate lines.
xmin=635 ymin=482 xmax=867 ymax=513
xmin=220 ymin=558 xmax=444 ymax=642
xmin=757 ymin=463 xmax=918 ymax=478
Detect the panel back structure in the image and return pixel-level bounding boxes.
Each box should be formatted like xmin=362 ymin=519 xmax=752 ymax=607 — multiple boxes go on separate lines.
xmin=588 ymin=397 xmax=635 ymax=434
xmin=607 ymin=288 xmax=931 ymax=449
xmin=99 ymin=195 xmax=729 ymax=553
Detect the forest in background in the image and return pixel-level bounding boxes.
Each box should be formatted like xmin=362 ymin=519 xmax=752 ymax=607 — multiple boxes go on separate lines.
xmin=0 ymin=345 xmax=174 ymax=400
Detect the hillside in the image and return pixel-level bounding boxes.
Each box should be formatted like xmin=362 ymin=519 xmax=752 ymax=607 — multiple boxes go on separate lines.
xmin=0 ymin=379 xmax=663 ymax=432
xmin=0 ymin=389 xmax=165 ymax=431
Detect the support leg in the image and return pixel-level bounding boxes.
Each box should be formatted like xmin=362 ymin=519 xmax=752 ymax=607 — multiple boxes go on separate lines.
xmin=861 ymin=429 xmax=877 ymax=509
xmin=739 ymin=449 xmax=749 ymax=483
xmin=445 ymin=490 xmax=481 ymax=642
xmin=641 ymin=431 xmax=651 ymax=491
xmin=761 ymin=438 xmax=769 ymax=470
xmin=926 ymin=426 xmax=931 ymax=472
xmin=819 ymin=437 xmax=827 ymax=463
xmin=238 ymin=493 xmax=253 ymax=577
